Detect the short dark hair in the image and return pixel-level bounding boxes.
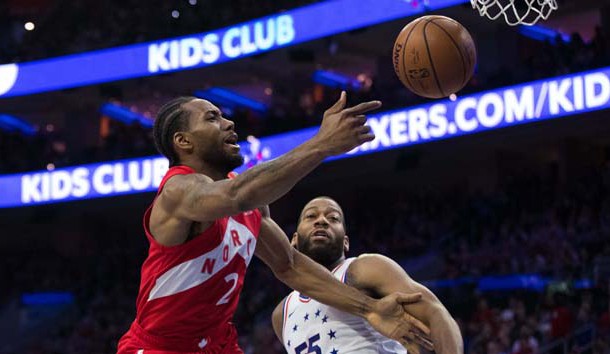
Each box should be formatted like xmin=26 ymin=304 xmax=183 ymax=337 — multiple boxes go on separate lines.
xmin=153 ymin=96 xmax=196 ymax=166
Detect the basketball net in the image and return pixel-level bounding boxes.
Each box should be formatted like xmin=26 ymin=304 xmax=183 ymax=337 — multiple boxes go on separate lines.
xmin=470 ymin=0 xmax=558 ymax=26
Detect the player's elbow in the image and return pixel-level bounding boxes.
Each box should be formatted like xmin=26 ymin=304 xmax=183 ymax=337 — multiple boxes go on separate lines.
xmin=414 ymin=298 xmax=451 ymax=325
xmin=232 ymin=186 xmax=261 ymax=212
xmin=270 ymin=248 xmax=297 ymax=282
xmin=226 ymin=176 xmax=270 ymax=212
xmin=223 ymin=181 xmax=254 ymax=212
xmin=426 ymin=301 xmax=448 ymax=317
xmin=427 ymin=302 xmax=461 ymax=332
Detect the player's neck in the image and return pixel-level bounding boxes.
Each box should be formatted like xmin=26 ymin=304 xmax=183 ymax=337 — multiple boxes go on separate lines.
xmin=326 ymin=256 xmax=346 ymax=271
xmin=181 ymin=159 xmax=228 ymax=181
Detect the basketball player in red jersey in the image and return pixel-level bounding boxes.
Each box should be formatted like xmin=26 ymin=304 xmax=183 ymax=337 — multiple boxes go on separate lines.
xmin=117 ymin=92 xmax=432 ymax=354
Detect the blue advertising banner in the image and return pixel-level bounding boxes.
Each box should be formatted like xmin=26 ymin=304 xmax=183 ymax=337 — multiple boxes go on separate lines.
xmin=1 ymin=67 xmax=609 ymax=208
xmin=0 ymin=0 xmax=467 ymax=98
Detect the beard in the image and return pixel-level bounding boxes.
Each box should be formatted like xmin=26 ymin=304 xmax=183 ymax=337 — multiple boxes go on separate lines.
xmin=202 ymin=143 xmax=244 ymax=172
xmin=296 ymin=232 xmax=344 ymax=269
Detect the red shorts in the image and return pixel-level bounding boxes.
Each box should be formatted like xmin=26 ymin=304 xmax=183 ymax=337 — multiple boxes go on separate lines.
xmin=117 ymin=321 xmax=243 ymax=354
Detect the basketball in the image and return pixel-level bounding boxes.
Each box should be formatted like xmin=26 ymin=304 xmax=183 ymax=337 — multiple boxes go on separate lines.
xmin=393 ymin=15 xmax=477 ymax=99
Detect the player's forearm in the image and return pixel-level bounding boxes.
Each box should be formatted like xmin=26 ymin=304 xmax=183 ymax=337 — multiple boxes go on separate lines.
xmin=276 ymin=251 xmax=374 ymax=318
xmin=231 ymin=138 xmax=327 ymax=211
xmin=427 ymin=305 xmax=463 ymax=354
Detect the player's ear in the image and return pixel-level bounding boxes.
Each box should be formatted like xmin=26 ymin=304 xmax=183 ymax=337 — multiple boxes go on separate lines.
xmin=344 ymin=235 xmax=350 ymax=253
xmin=173 ymin=132 xmax=193 ymax=152
xmin=290 ymin=232 xmax=298 ymax=248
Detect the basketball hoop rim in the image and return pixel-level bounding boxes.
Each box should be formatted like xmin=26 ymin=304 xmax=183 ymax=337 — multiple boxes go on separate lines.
xmin=469 ymin=0 xmax=558 ymax=26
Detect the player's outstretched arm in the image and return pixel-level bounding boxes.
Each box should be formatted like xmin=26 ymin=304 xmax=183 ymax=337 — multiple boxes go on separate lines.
xmin=156 ymin=92 xmax=379 ymax=221
xmin=256 ymin=209 xmax=432 ymax=349
xmin=346 ymin=254 xmax=463 ymax=354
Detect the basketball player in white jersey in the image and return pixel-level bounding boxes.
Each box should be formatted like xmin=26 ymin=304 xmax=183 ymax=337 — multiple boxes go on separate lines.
xmin=272 ymin=197 xmax=463 ymax=354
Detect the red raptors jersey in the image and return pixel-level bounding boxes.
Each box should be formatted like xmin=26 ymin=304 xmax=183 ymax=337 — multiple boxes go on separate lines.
xmin=118 ymin=166 xmax=261 ymax=353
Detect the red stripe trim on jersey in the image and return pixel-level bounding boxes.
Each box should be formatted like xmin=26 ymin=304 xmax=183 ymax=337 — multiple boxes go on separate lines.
xmin=298 ymin=294 xmax=311 ymax=303
xmin=331 ymin=260 xmax=345 ymax=274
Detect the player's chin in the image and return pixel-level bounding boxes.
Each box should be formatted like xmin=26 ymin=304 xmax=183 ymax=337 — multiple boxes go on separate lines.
xmin=309 ymin=235 xmax=332 ymax=243
xmin=225 ymin=153 xmax=245 ymax=170
xmin=303 ymin=239 xmax=331 ymax=252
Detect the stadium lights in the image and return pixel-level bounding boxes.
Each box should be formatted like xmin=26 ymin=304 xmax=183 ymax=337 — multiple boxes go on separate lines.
xmin=312 ymin=70 xmax=362 ymax=91
xmin=0 ymin=114 xmax=37 ymax=136
xmin=99 ymin=103 xmax=154 ymax=128
xmin=194 ymin=88 xmax=268 ymax=114
xmin=518 ymin=24 xmax=570 ymax=43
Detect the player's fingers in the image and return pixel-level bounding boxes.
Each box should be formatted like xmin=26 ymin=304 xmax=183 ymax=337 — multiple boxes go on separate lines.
xmin=395 ymin=292 xmax=423 ymax=305
xmin=342 ymin=100 xmax=382 ymax=116
xmin=358 ymin=133 xmax=375 ymax=143
xmin=403 ymin=313 xmax=431 ymax=336
xmin=412 ymin=331 xmax=434 ymax=351
xmin=356 ymin=125 xmax=372 ymax=135
xmin=326 ymin=91 xmax=347 ymax=114
xmin=349 ymin=115 xmax=367 ymax=126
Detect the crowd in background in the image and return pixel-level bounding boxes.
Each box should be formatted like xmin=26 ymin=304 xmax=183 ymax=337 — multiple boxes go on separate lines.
xmin=0 ymin=158 xmax=607 ymax=354
xmin=1 ymin=1 xmax=610 ymax=353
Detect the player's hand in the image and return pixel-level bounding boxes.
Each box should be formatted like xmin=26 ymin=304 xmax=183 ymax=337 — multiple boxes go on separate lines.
xmin=365 ymin=292 xmax=435 ymax=352
xmin=312 ymin=91 xmax=381 ymax=156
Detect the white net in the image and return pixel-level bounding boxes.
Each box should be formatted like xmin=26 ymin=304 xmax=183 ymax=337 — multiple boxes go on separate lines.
xmin=470 ymin=0 xmax=558 ymax=26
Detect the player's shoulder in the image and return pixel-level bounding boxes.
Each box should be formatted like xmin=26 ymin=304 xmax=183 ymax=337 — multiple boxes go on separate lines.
xmin=163 ymin=173 xmax=213 ymax=191
xmin=351 ymin=253 xmax=393 ymax=267
xmin=347 ymin=254 xmax=397 ymax=279
xmin=159 ymin=173 xmax=213 ymax=200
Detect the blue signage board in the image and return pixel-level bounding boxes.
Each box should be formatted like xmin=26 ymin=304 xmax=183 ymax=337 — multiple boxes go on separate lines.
xmin=2 ymin=67 xmax=609 ymax=207
xmin=0 ymin=0 xmax=467 ymax=98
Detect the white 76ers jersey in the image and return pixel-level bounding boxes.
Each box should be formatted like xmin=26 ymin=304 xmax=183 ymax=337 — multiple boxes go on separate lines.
xmin=280 ymin=258 xmax=407 ymax=354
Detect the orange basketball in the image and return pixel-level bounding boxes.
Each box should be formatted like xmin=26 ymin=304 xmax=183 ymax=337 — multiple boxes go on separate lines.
xmin=393 ymin=15 xmax=477 ymax=99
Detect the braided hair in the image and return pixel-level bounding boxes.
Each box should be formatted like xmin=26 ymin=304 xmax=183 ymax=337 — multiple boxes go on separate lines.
xmin=153 ymin=96 xmax=197 ymax=166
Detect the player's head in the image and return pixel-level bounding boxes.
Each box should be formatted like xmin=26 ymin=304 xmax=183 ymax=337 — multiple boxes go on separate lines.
xmin=292 ymin=196 xmax=349 ymax=269
xmin=153 ymin=96 xmax=243 ymax=172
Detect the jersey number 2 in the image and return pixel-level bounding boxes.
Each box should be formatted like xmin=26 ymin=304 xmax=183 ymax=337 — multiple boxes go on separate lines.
xmin=216 ymin=272 xmax=238 ymax=305
xmin=294 ymin=334 xmax=321 ymax=354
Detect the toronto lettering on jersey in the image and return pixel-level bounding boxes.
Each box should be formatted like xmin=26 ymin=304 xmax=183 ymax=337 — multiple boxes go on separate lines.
xmin=2 ymin=67 xmax=610 ymax=208
xmin=148 ymin=217 xmax=256 ymax=301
